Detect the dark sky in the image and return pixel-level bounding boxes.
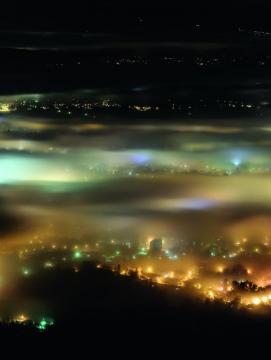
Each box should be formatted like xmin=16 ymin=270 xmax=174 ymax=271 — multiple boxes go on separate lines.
xmin=0 ymin=1 xmax=270 ymax=96
xmin=1 ymin=1 xmax=271 ymax=32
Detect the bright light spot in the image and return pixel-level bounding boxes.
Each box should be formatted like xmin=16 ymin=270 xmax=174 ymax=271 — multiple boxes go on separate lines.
xmin=232 ymin=158 xmax=241 ymax=167
xmin=22 ymin=268 xmax=30 ymax=276
xmin=37 ymin=318 xmax=54 ymax=331
xmin=156 ymin=276 xmax=164 ymax=284
xmin=0 ymin=104 xmax=11 ymax=113
xmin=74 ymin=251 xmax=81 ymax=259
xmin=15 ymin=314 xmax=28 ymax=323
xmin=252 ymin=297 xmax=261 ymax=305
xmin=207 ymin=290 xmax=215 ymax=299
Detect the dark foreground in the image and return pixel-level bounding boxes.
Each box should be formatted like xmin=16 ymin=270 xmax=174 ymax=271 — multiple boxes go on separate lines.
xmin=1 ymin=262 xmax=271 ymax=349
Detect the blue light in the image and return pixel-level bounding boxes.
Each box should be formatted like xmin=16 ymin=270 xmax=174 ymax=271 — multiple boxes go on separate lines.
xmin=232 ymin=159 xmax=241 ymax=167
xmin=131 ymin=153 xmax=150 ymax=165
xmin=181 ymin=198 xmax=218 ymax=210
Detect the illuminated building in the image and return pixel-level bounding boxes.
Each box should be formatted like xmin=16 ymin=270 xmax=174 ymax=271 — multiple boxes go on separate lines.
xmin=149 ymin=239 xmax=163 ymax=255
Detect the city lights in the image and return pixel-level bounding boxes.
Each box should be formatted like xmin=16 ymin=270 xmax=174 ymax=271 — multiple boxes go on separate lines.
xmin=3 ymin=6 xmax=271 ymax=341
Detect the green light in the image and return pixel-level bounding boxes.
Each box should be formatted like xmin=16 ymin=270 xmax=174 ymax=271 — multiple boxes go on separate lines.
xmin=74 ymin=251 xmax=81 ymax=259
xmin=138 ymin=249 xmax=147 ymax=256
xmin=38 ymin=320 xmax=47 ymax=330
xmin=37 ymin=318 xmax=54 ymax=331
xmin=116 ymin=250 xmax=120 ymax=256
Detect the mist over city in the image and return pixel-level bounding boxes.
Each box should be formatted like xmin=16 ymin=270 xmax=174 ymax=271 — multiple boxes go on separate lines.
xmin=1 ymin=1 xmax=271 ymax=349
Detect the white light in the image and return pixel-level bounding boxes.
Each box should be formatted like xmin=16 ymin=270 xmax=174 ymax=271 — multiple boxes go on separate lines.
xmin=232 ymin=159 xmax=241 ymax=167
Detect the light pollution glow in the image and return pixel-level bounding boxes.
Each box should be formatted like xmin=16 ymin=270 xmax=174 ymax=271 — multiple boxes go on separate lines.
xmin=1 ymin=92 xmax=271 ymax=316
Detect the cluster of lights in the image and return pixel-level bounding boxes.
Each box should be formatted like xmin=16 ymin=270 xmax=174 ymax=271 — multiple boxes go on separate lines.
xmin=244 ymin=294 xmax=271 ymax=306
xmin=15 ymin=236 xmax=271 ymax=314
xmin=14 ymin=314 xmax=54 ymax=331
